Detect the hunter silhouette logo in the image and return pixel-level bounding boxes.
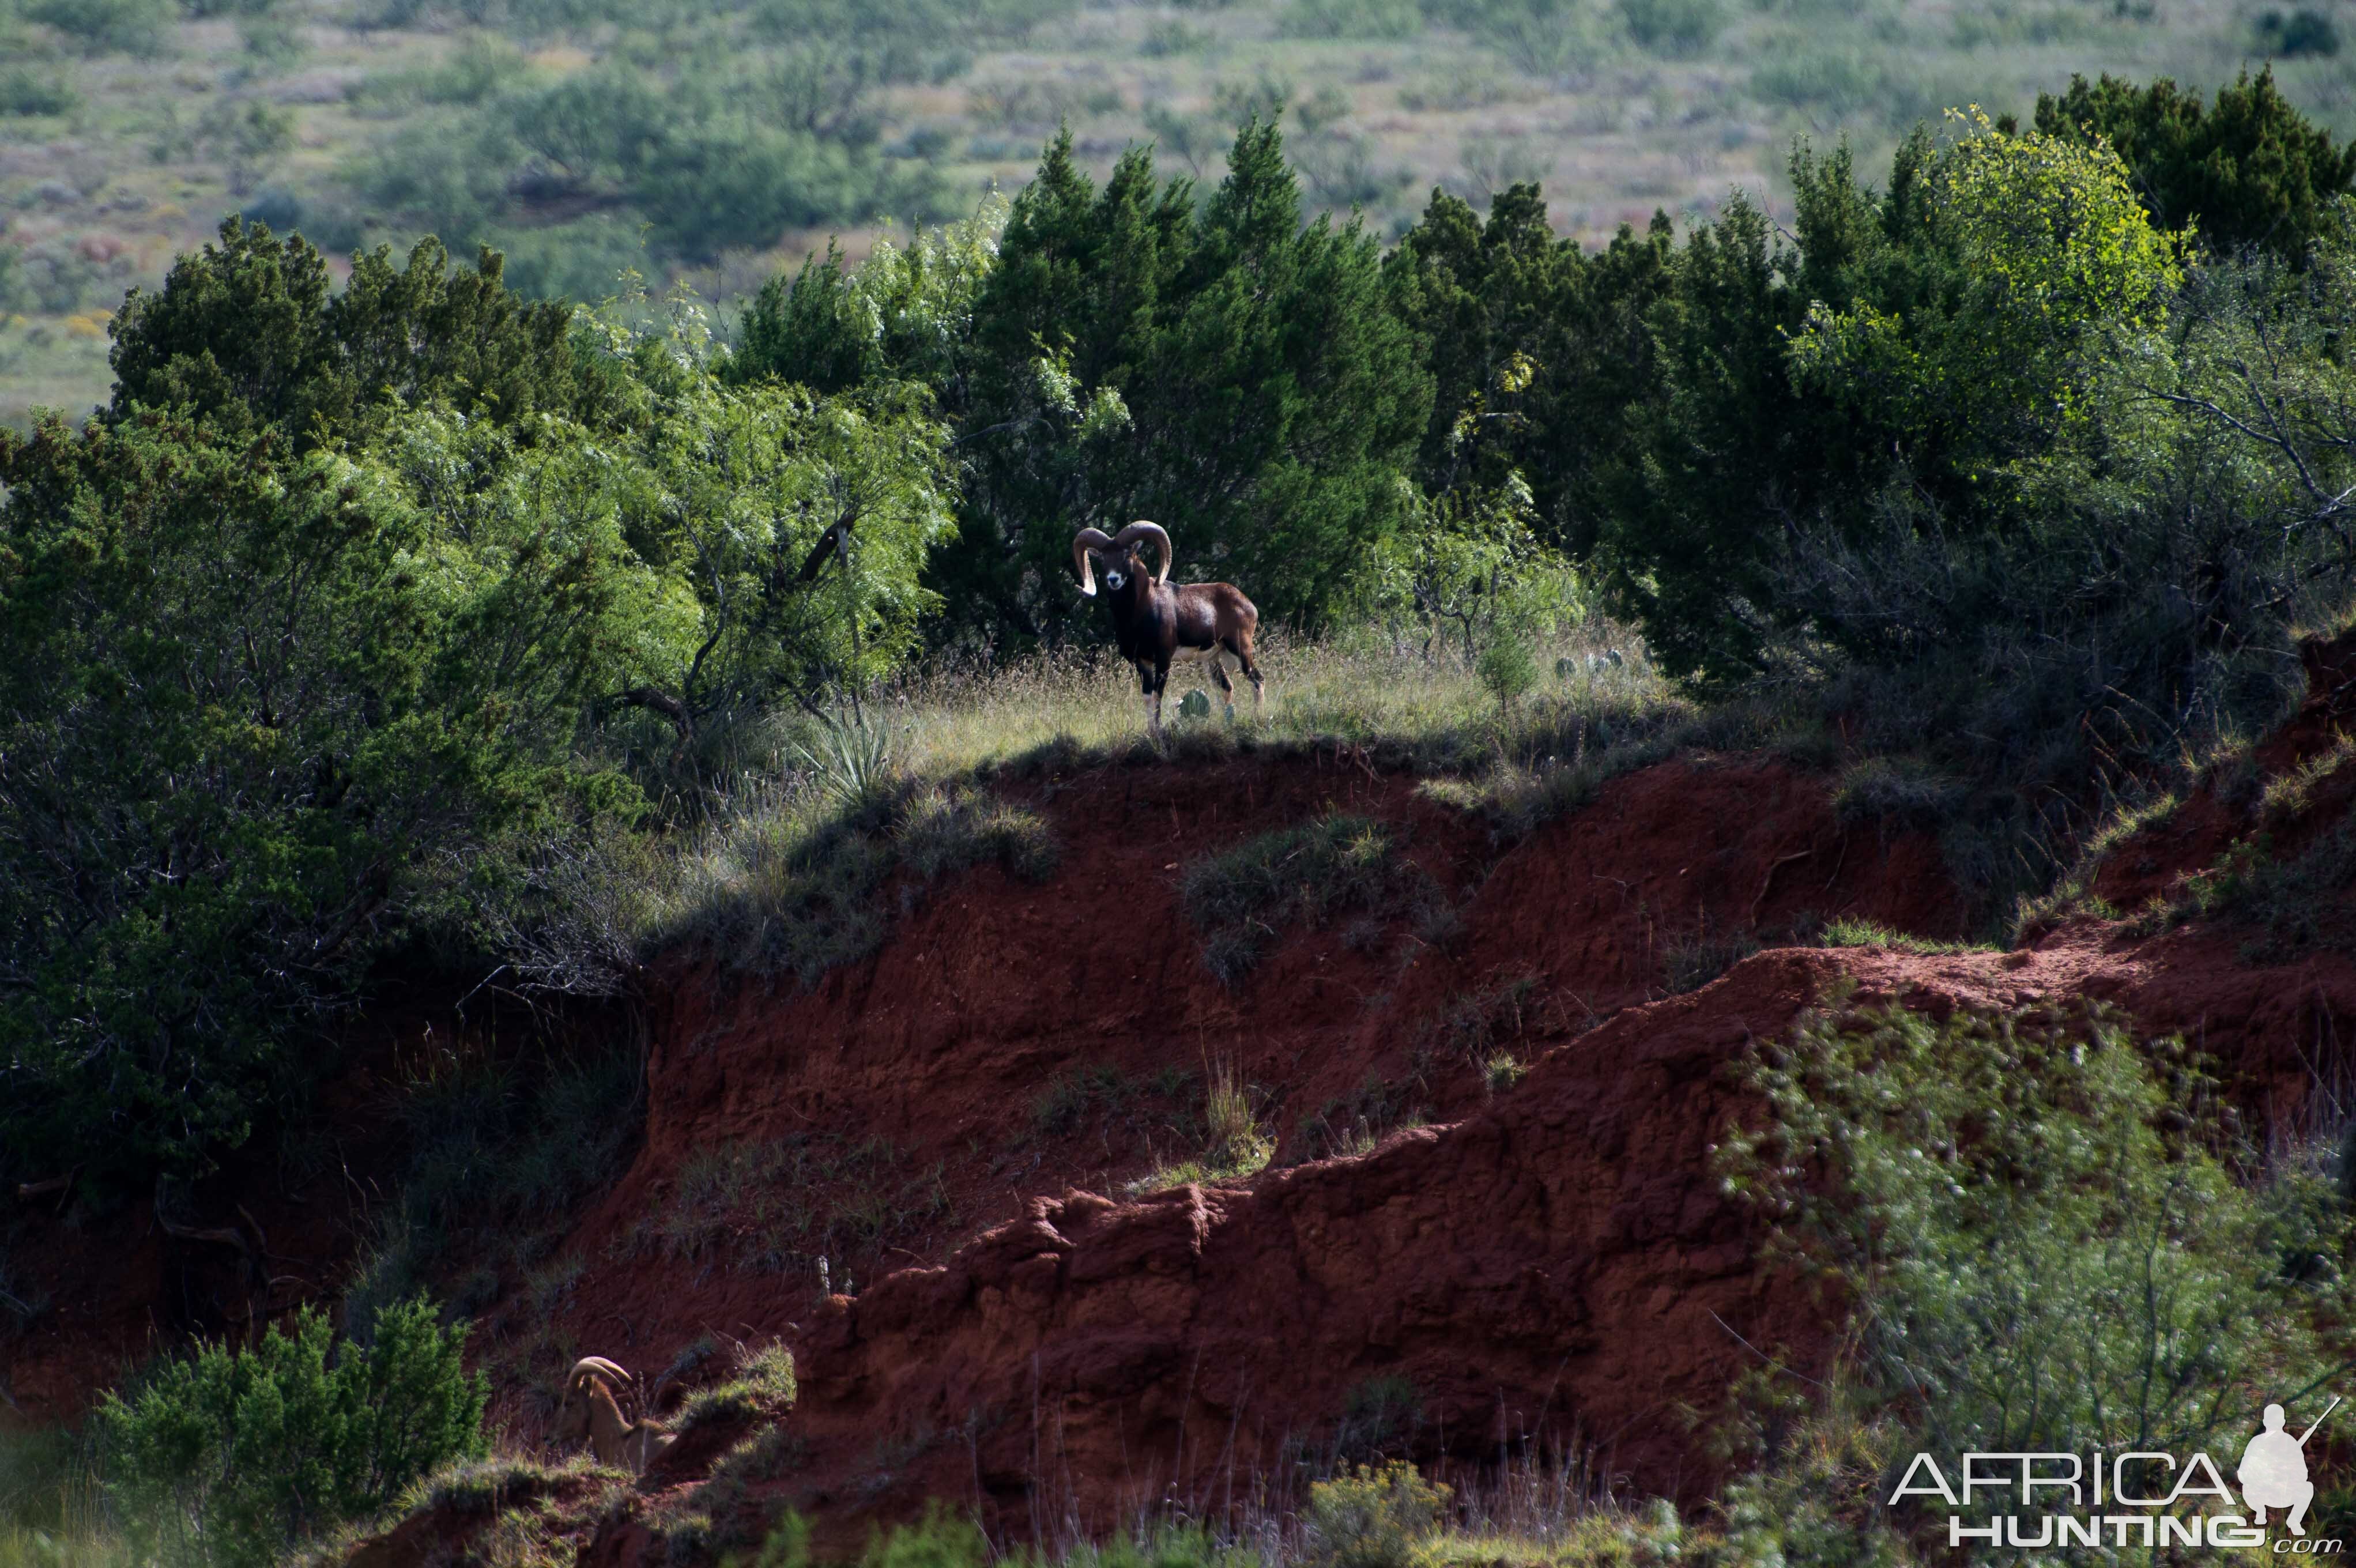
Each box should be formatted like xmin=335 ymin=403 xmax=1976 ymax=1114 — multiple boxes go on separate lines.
xmin=2241 ymin=1397 xmax=2339 ymax=1536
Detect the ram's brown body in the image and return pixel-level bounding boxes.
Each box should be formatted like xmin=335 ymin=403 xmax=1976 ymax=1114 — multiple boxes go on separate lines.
xmin=1072 ymin=522 xmax=1265 ymax=734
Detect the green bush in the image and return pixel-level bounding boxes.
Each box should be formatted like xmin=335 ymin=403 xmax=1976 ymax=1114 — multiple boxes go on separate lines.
xmin=632 ymin=127 xmax=951 ymax=258
xmin=345 ymin=118 xmax=517 ymax=249
xmin=1716 ymin=1002 xmax=2354 ymax=1550
xmin=1281 ymin=0 xmax=1422 ymax=39
xmin=507 ymin=68 xmax=672 ymax=186
xmin=1748 ymin=40 xmax=1913 ymax=123
xmin=0 ymin=65 xmax=79 ymax=116
xmin=1 ymin=221 xmax=961 ymax=1186
xmin=2035 ymin=69 xmax=2356 ymax=260
xmin=1475 ymin=633 xmax=1539 ymax=710
xmin=2258 ymin=7 xmax=2342 ymax=58
xmin=98 ymin=1299 xmax=487 ymax=1568
xmin=26 ymin=0 xmax=173 ymax=55
xmin=1618 ymin=0 xmax=1723 ymax=56
xmin=1300 ymin=1461 xmax=1450 ymax=1568
xmin=485 ymin=214 xmax=647 ymax=303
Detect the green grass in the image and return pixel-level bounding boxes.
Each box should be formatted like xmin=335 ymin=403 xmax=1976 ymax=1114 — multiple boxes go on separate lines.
xmin=1815 ymin=917 xmax=1992 ymax=955
xmin=676 ymin=1341 xmax=797 ymax=1432
xmin=1122 ymin=1059 xmax=1275 ymax=1194
xmin=541 ymin=627 xmax=1684 ymax=999
xmin=2261 ymin=729 xmax=2356 ymax=823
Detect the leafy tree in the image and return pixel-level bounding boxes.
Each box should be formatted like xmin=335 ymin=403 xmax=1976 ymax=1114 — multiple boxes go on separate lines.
xmin=3 ymin=242 xmax=961 ymax=1186
xmin=740 ymin=123 xmax=1431 ymax=649
xmin=1787 ymin=110 xmax=2181 ymax=470
xmin=1354 ymin=473 xmax=1575 ymax=664
xmin=106 ymin=219 xmax=616 ymax=444
xmin=2034 ymin=67 xmax=2356 ymax=262
xmin=100 ymin=1298 xmax=487 ymax=1568
xmin=508 ymin=66 xmax=673 ymax=190
xmin=0 ymin=406 xmax=668 ymax=1182
xmin=950 ymin=122 xmax=1433 ymax=644
xmin=1387 ymin=181 xmax=1672 ymax=555
xmin=591 ymin=349 xmax=958 ymax=743
xmin=1604 ymin=118 xmax=2181 ymax=681
xmin=729 ymin=197 xmax=1005 ymax=397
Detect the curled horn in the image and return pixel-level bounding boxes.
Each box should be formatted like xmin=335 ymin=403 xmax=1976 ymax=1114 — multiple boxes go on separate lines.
xmin=1071 ymin=527 xmax=1114 ymax=597
xmin=1112 ymin=521 xmax=1171 ymax=586
xmin=568 ymin=1357 xmax=640 ymax=1419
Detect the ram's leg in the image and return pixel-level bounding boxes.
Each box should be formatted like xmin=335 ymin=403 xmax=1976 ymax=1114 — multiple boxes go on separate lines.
xmin=1143 ymin=662 xmax=1166 ymax=741
xmin=1228 ymin=630 xmax=1266 ymax=711
xmin=1207 ymin=651 xmax=1237 ymax=721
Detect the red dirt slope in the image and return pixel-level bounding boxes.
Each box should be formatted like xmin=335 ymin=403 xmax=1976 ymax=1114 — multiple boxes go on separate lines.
xmin=21 ymin=670 xmax=2356 ymax=1565
xmin=542 ymin=752 xmax=1962 ymax=1407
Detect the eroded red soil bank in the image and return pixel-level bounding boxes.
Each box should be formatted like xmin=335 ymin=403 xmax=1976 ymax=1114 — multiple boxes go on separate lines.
xmin=16 ymin=689 xmax=2356 ymax=1561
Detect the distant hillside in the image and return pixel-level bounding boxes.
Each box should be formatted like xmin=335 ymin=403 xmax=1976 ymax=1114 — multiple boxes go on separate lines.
xmin=2 ymin=0 xmax=2349 ymax=426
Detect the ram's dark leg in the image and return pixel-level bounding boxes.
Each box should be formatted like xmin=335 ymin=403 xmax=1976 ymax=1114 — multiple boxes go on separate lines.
xmin=1225 ymin=628 xmax=1266 ymax=712
xmin=1140 ymin=660 xmax=1169 ymax=740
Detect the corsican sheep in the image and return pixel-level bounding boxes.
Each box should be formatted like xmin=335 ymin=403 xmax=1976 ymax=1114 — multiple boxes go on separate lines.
xmin=1072 ymin=521 xmax=1264 ymax=737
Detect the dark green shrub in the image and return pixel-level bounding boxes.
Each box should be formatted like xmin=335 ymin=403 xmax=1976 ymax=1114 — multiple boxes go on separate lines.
xmin=1618 ymin=0 xmax=1723 ymax=56
xmin=2258 ymin=7 xmax=2342 ymax=57
xmin=98 ymin=1298 xmax=487 ymax=1567
xmin=27 ymin=0 xmax=173 ymax=55
xmin=2035 ymin=69 xmax=2356 ymax=259
xmin=939 ymin=123 xmax=1431 ymax=646
xmin=631 ymin=127 xmax=948 ymax=259
xmin=0 ymin=65 xmax=80 ymax=116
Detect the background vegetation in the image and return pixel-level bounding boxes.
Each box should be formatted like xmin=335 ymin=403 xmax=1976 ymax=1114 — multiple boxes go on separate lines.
xmin=3 ymin=0 xmax=2354 ymax=428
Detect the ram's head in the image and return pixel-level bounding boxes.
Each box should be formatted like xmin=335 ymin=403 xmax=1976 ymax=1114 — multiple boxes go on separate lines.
xmin=1072 ymin=521 xmax=1171 ymax=597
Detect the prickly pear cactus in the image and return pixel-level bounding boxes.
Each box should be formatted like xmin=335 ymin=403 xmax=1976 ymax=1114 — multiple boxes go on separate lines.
xmin=1178 ymin=688 xmax=1212 ymax=719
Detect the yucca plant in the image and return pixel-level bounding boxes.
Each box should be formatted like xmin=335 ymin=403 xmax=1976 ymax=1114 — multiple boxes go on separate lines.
xmin=789 ymin=712 xmax=897 ymax=813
